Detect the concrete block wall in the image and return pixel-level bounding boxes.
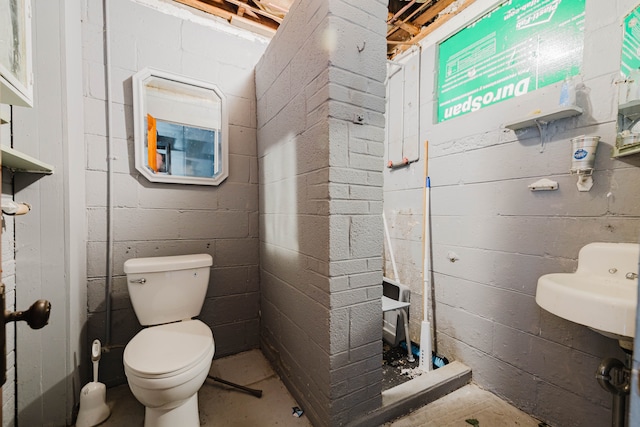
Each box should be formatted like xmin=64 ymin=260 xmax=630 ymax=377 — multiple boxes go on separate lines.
xmin=383 ymin=0 xmax=640 ymax=426
xmin=383 ymin=50 xmax=424 ymax=342
xmin=82 ymin=0 xmax=268 ymax=384
xmin=256 ymin=0 xmax=388 ymax=425
xmin=1 ymin=105 xmax=16 ymax=427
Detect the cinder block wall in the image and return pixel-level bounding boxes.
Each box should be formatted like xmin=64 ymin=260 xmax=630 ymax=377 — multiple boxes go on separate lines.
xmin=256 ymin=0 xmax=388 ymax=425
xmin=383 ymin=50 xmax=423 ymax=341
xmin=384 ymin=0 xmax=640 ymax=426
xmin=82 ymin=0 xmax=268 ymax=385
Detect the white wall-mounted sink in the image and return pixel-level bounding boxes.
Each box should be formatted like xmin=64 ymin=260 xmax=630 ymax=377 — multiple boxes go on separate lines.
xmin=536 ymin=242 xmax=639 ymax=348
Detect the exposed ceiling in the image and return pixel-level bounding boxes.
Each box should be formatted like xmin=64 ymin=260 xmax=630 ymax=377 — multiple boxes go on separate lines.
xmin=175 ymin=0 xmax=476 ymax=58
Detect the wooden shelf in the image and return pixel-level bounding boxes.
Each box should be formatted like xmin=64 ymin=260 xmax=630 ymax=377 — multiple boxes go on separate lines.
xmin=0 ymin=105 xmax=8 ymax=124
xmin=1 ymin=145 xmax=53 ymax=174
xmin=503 ymin=105 xmax=583 ymax=131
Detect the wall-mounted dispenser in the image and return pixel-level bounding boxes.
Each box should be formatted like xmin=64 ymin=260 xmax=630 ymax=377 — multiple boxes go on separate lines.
xmin=569 ymin=135 xmax=600 ymax=192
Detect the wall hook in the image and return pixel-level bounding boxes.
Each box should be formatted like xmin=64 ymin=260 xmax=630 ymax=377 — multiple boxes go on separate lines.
xmin=357 ymin=41 xmax=366 ymax=53
xmin=1 ymin=200 xmax=31 ymax=215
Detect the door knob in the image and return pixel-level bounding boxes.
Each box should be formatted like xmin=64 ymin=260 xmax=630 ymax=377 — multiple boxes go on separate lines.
xmin=6 ymin=299 xmax=51 ymax=329
xmin=1 ymin=283 xmax=52 ymax=386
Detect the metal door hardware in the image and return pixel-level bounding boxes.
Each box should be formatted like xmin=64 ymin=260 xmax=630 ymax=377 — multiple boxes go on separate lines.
xmin=6 ymin=299 xmax=51 ymax=329
xmin=1 ymin=283 xmax=51 ymax=385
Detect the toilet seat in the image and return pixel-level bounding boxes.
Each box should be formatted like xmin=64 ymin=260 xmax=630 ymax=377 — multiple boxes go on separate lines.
xmin=124 ymin=319 xmax=214 ymax=379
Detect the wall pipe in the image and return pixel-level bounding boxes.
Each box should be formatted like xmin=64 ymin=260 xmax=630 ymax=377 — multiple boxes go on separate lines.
xmin=387 ymin=46 xmax=421 ymax=169
xmin=102 ymin=0 xmax=114 ymax=348
xmin=387 ymin=0 xmax=417 ymax=26
xmin=596 ymin=356 xmax=631 ymax=427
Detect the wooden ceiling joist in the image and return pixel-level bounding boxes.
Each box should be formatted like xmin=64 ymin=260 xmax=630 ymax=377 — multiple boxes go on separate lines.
xmin=224 ymin=0 xmax=283 ymax=23
xmin=393 ymin=0 xmax=477 ymax=57
xmin=175 ymin=0 xmax=477 ymax=59
xmin=397 ymin=21 xmax=421 ymax=36
xmin=174 ymin=0 xmax=278 ymax=33
xmin=413 ymin=0 xmax=456 ymax=26
xmin=175 ymin=0 xmax=234 ymax=21
xmin=387 ymin=12 xmax=421 ymax=36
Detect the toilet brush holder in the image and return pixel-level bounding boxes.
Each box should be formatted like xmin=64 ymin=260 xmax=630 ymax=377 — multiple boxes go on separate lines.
xmin=76 ymin=340 xmax=110 ymax=427
xmin=76 ymin=382 xmax=110 ymax=427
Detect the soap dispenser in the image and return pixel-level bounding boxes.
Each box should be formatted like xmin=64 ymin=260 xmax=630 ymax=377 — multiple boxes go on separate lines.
xmin=559 ymin=76 xmax=576 ymax=107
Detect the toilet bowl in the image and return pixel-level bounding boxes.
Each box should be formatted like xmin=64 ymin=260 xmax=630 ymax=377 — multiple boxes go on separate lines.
xmin=124 ymin=320 xmax=214 ymax=426
xmin=123 ymin=254 xmax=214 ymax=427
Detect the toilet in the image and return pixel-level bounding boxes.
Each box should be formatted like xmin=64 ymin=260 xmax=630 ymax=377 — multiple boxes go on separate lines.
xmin=123 ymin=254 xmax=214 ymax=427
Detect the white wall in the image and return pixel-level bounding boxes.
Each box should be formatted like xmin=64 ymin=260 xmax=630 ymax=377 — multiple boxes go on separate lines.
xmin=1 ymin=105 xmax=16 ymax=427
xmin=10 ymin=0 xmax=86 ymax=425
xmin=384 ymin=1 xmax=640 ymax=426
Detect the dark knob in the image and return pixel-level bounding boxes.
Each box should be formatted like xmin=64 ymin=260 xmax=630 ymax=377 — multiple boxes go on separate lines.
xmin=6 ymin=299 xmax=51 ymax=329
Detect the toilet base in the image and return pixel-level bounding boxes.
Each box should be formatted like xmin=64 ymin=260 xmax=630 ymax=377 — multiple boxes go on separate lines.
xmin=144 ymin=393 xmax=200 ymax=427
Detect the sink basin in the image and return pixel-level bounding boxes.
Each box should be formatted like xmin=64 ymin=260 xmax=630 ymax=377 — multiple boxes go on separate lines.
xmin=536 ymin=242 xmax=639 ymax=348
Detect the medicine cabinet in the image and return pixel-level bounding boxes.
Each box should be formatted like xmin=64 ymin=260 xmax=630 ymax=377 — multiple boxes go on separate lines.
xmin=0 ymin=0 xmax=33 ymax=107
xmin=132 ymin=68 xmax=228 ymax=186
xmin=614 ymin=3 xmax=640 ymax=158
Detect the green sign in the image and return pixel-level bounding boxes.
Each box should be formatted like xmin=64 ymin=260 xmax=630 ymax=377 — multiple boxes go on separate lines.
xmin=621 ymin=5 xmax=640 ymax=78
xmin=437 ymin=0 xmax=585 ymax=122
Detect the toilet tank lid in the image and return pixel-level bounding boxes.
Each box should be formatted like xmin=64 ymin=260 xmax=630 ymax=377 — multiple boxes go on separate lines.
xmin=124 ymin=254 xmax=213 ymax=274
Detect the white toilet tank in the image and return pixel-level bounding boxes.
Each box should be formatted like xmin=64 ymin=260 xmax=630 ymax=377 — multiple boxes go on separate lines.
xmin=124 ymin=254 xmax=213 ymax=326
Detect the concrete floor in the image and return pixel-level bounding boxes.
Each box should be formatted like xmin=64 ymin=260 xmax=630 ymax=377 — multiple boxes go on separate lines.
xmin=384 ymin=384 xmax=541 ymax=427
xmin=97 ymin=349 xmax=540 ymax=427
xmin=100 ymin=349 xmax=312 ymax=427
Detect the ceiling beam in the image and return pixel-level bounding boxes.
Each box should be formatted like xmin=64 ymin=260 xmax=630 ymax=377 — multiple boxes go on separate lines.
xmin=224 ymin=0 xmax=283 ymax=23
xmin=391 ymin=0 xmax=476 ymax=57
xmin=387 ymin=12 xmax=421 ymax=36
xmin=413 ymin=0 xmax=457 ymax=26
xmin=174 ymin=0 xmax=278 ymax=32
xmin=175 ymin=0 xmax=234 ymax=20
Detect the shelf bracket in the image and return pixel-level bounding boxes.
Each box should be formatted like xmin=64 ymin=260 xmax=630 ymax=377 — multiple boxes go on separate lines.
xmin=534 ymin=119 xmax=548 ymax=152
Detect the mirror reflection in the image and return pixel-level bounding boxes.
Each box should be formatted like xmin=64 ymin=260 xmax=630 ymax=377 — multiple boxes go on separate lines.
xmin=0 ymin=0 xmax=32 ymax=106
xmin=615 ymin=4 xmax=640 ymax=157
xmin=133 ymin=68 xmax=228 ymax=185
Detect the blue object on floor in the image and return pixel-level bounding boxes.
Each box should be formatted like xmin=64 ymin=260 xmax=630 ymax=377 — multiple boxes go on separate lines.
xmin=432 ymin=353 xmax=448 ymax=369
xmin=399 ymin=341 xmax=450 ymax=370
xmin=399 ymin=341 xmax=420 ymax=358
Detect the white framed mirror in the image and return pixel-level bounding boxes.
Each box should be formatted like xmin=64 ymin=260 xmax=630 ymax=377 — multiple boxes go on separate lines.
xmin=132 ymin=68 xmax=228 ymax=185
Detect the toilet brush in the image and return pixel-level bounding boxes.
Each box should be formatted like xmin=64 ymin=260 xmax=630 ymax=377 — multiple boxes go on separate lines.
xmin=76 ymin=340 xmax=111 ymax=427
